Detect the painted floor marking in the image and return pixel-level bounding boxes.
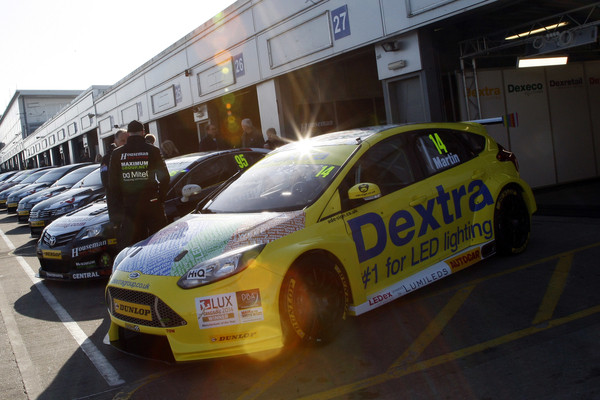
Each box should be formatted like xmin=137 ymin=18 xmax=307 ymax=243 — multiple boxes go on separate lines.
xmin=532 ymin=253 xmax=573 ymax=325
xmin=390 ymin=284 xmax=475 ymax=368
xmin=296 ymin=243 xmax=600 ymax=400
xmin=0 ymin=267 xmax=44 ymax=398
xmin=236 ymin=350 xmax=306 ymax=400
xmin=0 ymin=229 xmax=124 ymax=388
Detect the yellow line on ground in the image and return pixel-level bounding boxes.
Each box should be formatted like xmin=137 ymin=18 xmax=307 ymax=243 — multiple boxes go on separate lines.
xmin=299 ymin=304 xmax=600 ymax=400
xmin=532 ymin=253 xmax=573 ymax=325
xmin=236 ymin=349 xmax=306 ymax=400
xmin=390 ymin=285 xmax=475 ymax=368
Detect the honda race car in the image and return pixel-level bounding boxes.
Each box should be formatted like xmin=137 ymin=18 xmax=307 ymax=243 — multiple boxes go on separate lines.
xmin=17 ymin=164 xmax=98 ymax=222
xmin=105 ymin=123 xmax=536 ymax=362
xmin=36 ymin=149 xmax=268 ymax=281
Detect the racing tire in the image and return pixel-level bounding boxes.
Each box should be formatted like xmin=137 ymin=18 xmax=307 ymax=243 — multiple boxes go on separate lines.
xmin=279 ymin=259 xmax=350 ymax=346
xmin=494 ymin=188 xmax=530 ymax=255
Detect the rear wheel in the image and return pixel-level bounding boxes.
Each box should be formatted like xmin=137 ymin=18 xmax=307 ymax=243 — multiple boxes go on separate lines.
xmin=494 ymin=188 xmax=530 ymax=255
xmin=279 ymin=258 xmax=350 ymax=345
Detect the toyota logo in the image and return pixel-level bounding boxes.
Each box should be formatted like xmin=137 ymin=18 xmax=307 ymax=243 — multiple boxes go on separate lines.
xmin=47 ymin=235 xmax=57 ymax=247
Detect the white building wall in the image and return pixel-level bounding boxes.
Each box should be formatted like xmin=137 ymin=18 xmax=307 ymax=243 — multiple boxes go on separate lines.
xmin=5 ymin=0 xmax=498 ymax=165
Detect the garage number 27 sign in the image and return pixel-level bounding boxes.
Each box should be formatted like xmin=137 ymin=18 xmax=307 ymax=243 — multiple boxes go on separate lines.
xmin=331 ymin=5 xmax=351 ymax=40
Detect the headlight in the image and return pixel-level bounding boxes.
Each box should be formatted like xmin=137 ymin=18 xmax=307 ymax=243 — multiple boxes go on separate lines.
xmin=75 ymin=222 xmax=108 ymax=240
xmin=54 ymin=203 xmax=78 ymax=215
xmin=177 ymin=243 xmax=265 ymax=289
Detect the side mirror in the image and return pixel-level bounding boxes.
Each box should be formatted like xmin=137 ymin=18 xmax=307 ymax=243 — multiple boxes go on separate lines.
xmin=348 ymin=183 xmax=381 ymax=201
xmin=181 ymin=184 xmax=202 ymax=203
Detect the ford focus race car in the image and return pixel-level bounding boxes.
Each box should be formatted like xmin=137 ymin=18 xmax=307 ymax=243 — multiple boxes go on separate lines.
xmin=36 ymin=149 xmax=268 ymax=281
xmin=105 ymin=123 xmax=536 ymax=362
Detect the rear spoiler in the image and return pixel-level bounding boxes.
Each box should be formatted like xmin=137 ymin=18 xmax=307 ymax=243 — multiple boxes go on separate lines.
xmin=467 ymin=113 xmax=518 ymax=127
xmin=467 ymin=117 xmax=503 ymax=125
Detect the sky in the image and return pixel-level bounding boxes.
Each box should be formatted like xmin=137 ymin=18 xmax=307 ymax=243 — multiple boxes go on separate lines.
xmin=0 ymin=0 xmax=238 ymax=113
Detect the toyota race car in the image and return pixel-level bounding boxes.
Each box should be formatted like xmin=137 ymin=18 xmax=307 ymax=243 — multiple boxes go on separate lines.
xmin=28 ymin=167 xmax=104 ymax=236
xmin=36 ymin=149 xmax=269 ymax=281
xmin=17 ymin=164 xmax=98 ymax=223
xmin=8 ymin=163 xmax=91 ymax=218
xmin=105 ymin=123 xmax=536 ymax=363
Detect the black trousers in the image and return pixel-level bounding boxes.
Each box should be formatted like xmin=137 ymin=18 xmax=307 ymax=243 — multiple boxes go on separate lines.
xmin=118 ymin=200 xmax=167 ymax=250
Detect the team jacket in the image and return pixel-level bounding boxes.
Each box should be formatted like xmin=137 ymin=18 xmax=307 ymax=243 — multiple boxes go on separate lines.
xmin=107 ymin=135 xmax=170 ymax=223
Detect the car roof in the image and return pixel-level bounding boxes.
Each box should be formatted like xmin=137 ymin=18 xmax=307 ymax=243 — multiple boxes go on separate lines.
xmin=168 ymin=148 xmax=270 ymax=164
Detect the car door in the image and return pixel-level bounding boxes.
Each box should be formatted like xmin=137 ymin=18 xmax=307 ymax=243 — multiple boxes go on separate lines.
xmin=339 ymin=133 xmax=432 ymax=298
xmin=412 ymin=128 xmax=494 ymax=261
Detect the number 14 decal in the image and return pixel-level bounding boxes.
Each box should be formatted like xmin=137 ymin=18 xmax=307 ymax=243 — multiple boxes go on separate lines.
xmin=429 ymin=133 xmax=448 ymax=154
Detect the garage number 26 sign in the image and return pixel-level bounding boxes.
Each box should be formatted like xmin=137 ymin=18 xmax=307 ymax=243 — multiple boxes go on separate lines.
xmin=331 ymin=5 xmax=351 ymax=40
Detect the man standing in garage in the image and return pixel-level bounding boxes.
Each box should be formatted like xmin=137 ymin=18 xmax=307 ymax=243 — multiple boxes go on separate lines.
xmin=107 ymin=120 xmax=170 ymax=249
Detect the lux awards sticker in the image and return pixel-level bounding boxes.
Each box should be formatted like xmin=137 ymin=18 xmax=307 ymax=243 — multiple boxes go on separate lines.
xmin=195 ymin=289 xmax=264 ymax=330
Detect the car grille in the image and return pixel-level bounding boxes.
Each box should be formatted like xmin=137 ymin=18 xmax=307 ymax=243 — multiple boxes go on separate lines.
xmin=106 ymin=287 xmax=187 ymax=328
xmin=39 ymin=259 xmax=70 ymax=273
xmin=42 ymin=230 xmax=78 ymax=247
xmin=31 ymin=209 xmax=55 ymax=218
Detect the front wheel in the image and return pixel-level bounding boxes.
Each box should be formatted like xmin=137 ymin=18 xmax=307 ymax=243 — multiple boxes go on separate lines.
xmin=279 ymin=259 xmax=350 ymax=345
xmin=494 ymin=188 xmax=530 ymax=255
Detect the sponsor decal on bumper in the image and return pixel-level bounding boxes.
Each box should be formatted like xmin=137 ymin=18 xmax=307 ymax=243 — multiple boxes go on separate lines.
xmin=17 ymin=210 xmax=30 ymax=216
xmin=30 ymin=220 xmax=45 ymax=227
xmin=114 ymin=299 xmax=153 ymax=321
xmin=195 ymin=289 xmax=264 ymax=330
xmin=42 ymin=250 xmax=62 ymax=260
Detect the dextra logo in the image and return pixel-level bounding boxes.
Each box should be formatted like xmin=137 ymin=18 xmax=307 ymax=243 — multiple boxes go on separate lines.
xmin=347 ymin=180 xmax=494 ymax=263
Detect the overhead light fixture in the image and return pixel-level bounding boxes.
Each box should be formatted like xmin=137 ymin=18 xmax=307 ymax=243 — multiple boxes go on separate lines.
xmin=381 ymin=40 xmax=402 ymax=52
xmin=518 ymin=55 xmax=568 ymax=68
xmin=505 ymin=22 xmax=569 ymax=40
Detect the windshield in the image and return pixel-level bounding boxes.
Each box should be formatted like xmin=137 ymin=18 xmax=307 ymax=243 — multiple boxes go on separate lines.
xmin=21 ymin=169 xmax=50 ymax=184
xmin=53 ymin=166 xmax=97 ymax=187
xmin=36 ymin=168 xmax=68 ymax=183
xmin=166 ymin=154 xmax=207 ymax=183
xmin=73 ymin=168 xmax=101 ymax=188
xmin=205 ymin=146 xmax=353 ymax=213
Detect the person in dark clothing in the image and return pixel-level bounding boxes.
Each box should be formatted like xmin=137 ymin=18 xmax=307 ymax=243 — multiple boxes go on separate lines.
xmin=263 ymin=127 xmax=285 ymax=150
xmin=199 ymin=124 xmax=227 ymax=151
xmin=241 ymin=118 xmax=264 ymax=148
xmin=100 ymin=129 xmax=128 ymax=190
xmin=107 ymin=120 xmax=170 ymax=249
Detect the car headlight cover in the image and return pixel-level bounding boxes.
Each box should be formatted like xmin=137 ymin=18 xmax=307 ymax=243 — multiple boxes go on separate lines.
xmin=54 ymin=202 xmax=79 ymax=215
xmin=75 ymin=222 xmax=107 ymax=240
xmin=178 ymin=243 xmax=265 ymax=289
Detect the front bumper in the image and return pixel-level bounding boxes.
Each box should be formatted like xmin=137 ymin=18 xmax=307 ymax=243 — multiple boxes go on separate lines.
xmin=6 ymin=202 xmax=19 ymax=213
xmin=16 ymin=208 xmax=30 ymax=223
xmin=105 ymin=267 xmax=285 ymax=362
xmin=36 ymin=233 xmax=118 ymax=280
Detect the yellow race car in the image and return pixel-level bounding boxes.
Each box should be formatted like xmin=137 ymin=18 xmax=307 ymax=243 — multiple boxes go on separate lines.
xmin=105 ymin=123 xmax=536 ymax=362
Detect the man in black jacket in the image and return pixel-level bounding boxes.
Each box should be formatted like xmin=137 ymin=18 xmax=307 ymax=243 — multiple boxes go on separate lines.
xmin=107 ymin=120 xmax=170 ymax=249
xmin=100 ymin=129 xmax=128 ymax=189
